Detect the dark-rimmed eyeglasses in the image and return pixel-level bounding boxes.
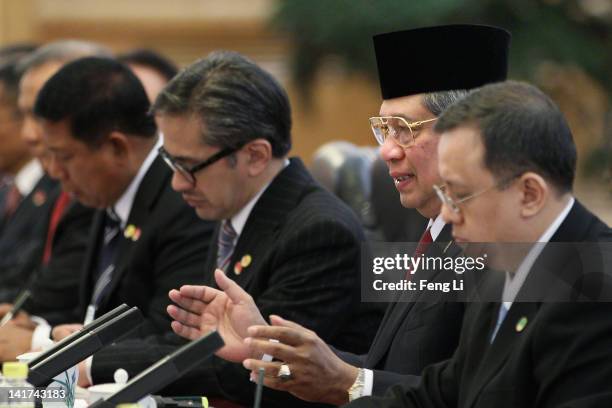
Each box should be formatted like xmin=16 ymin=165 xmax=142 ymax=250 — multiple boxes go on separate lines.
xmin=158 ymin=145 xmax=238 ymax=186
xmin=369 ymin=116 xmax=437 ymax=148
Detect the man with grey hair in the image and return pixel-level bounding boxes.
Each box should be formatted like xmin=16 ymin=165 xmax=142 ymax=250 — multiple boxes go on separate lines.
xmin=168 ymin=25 xmax=510 ymax=406
xmin=0 ymin=40 xmax=109 ymax=360
xmin=82 ymin=50 xmax=382 ymax=408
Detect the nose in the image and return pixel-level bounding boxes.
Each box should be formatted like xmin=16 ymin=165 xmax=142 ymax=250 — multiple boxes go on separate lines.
xmin=441 ymin=202 xmax=462 ymax=226
xmin=379 ymin=135 xmax=404 ymax=163
xmin=170 ymin=170 xmax=192 ymax=193
xmin=21 ymin=116 xmax=38 ymax=143
xmin=21 ymin=117 xmax=34 ymax=141
xmin=46 ymin=155 xmax=68 ymax=182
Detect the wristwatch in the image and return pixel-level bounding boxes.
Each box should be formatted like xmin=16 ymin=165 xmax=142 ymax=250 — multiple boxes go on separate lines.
xmin=348 ymin=368 xmax=366 ymax=401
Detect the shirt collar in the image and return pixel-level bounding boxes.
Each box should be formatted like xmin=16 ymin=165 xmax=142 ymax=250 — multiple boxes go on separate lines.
xmin=230 ymin=159 xmax=290 ymax=237
xmin=14 ymin=160 xmax=44 ymax=196
xmin=111 ymin=138 xmax=162 ymax=227
xmin=501 ymin=196 xmax=575 ymax=307
xmin=426 ymin=213 xmax=446 ymax=242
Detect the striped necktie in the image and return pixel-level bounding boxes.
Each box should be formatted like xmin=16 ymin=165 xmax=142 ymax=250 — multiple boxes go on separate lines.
xmin=91 ymin=209 xmax=122 ymax=310
xmin=217 ymin=220 xmax=237 ymax=271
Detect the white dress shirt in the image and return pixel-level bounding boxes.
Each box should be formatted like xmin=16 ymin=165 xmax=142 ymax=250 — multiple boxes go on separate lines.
xmin=14 ymin=159 xmax=44 ymax=197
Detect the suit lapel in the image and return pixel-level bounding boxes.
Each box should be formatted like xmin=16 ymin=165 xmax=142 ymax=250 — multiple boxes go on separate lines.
xmin=464 ymin=200 xmax=592 ymax=406
xmin=94 ymin=157 xmax=170 ymax=312
xmin=12 ymin=174 xmax=56 ymax=217
xmin=4 ymin=175 xmax=57 ymax=231
xmin=465 ymin=302 xmax=539 ymax=408
xmin=221 ymin=158 xmax=313 ymax=289
xmin=366 ymin=224 xmax=457 ymax=367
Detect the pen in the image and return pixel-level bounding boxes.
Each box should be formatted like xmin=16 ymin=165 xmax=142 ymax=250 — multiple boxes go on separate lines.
xmin=0 ymin=290 xmax=31 ymax=327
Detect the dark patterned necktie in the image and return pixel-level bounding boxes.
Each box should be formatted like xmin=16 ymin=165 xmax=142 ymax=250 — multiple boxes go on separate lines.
xmin=91 ymin=209 xmax=122 ymax=309
xmin=217 ymin=220 xmax=237 ymax=271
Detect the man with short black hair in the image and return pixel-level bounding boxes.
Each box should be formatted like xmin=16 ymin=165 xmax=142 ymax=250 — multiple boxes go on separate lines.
xmin=34 ymin=56 xmax=214 ymax=382
xmin=345 ymin=80 xmax=612 ymax=408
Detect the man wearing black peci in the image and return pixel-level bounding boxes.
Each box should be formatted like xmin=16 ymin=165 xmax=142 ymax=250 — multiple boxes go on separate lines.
xmin=169 ymin=25 xmax=511 ymax=406
xmin=346 ymin=81 xmax=612 ymax=408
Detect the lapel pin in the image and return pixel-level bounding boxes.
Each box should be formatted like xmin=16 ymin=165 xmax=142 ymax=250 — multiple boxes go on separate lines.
xmin=234 ymin=261 xmax=243 ymax=275
xmin=241 ymin=254 xmax=252 ymax=268
xmin=32 ymin=190 xmax=46 ymax=206
xmin=515 ymin=316 xmax=528 ymax=332
xmin=124 ymin=224 xmax=141 ymax=241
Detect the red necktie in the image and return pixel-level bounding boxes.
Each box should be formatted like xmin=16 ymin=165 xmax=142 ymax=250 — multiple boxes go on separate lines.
xmin=42 ymin=191 xmax=71 ymax=265
xmin=414 ymin=226 xmax=433 ymax=258
xmin=405 ymin=226 xmax=433 ymax=278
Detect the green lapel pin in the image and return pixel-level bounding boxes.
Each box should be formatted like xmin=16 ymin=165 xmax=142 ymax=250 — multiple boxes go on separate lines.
xmin=515 ymin=316 xmax=528 ymax=332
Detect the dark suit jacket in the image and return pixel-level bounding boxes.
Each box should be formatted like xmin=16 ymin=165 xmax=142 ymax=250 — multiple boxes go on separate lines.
xmin=347 ymin=200 xmax=612 ymax=408
xmin=23 ymin=199 xmax=95 ymax=325
xmin=76 ymin=156 xmax=215 ymax=336
xmin=90 ymin=158 xmax=384 ymax=408
xmin=336 ymin=225 xmax=465 ymax=396
xmin=0 ymin=174 xmax=59 ymax=302
xmin=0 ymin=168 xmax=95 ymax=323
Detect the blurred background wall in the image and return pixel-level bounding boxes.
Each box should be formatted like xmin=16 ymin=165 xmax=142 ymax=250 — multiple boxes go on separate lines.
xmin=0 ymin=0 xmax=610 ymax=222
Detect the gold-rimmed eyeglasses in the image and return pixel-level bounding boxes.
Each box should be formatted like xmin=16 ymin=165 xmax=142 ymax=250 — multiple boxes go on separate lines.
xmin=369 ymin=116 xmax=437 ymax=148
xmin=433 ymin=175 xmax=520 ymax=214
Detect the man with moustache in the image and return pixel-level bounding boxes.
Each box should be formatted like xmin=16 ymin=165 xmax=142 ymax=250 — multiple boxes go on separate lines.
xmin=33 ymin=56 xmax=214 ymax=383
xmin=345 ymin=81 xmax=612 ymax=407
xmin=168 ymin=25 xmax=510 ymax=406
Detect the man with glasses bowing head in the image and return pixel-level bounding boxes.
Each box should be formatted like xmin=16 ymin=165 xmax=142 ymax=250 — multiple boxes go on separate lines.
xmin=168 ymin=25 xmax=510 ymax=406
xmin=346 ymin=81 xmax=612 ymax=407
xmin=93 ymin=50 xmax=383 ymax=408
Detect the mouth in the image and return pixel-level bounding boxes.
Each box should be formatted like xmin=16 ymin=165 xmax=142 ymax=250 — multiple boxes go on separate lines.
xmin=183 ymin=195 xmax=206 ymax=207
xmin=452 ymin=234 xmax=468 ymax=243
xmin=390 ymin=172 xmax=416 ymax=189
xmin=393 ymin=175 xmax=414 ymax=184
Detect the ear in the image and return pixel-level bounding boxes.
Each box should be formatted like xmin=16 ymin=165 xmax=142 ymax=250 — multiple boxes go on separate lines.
xmin=105 ymin=131 xmax=130 ymax=159
xmin=517 ymin=172 xmax=548 ymax=218
xmin=243 ymin=139 xmax=272 ymax=177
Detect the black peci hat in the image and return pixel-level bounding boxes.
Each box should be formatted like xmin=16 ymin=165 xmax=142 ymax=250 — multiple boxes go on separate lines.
xmin=373 ymin=24 xmax=510 ymax=100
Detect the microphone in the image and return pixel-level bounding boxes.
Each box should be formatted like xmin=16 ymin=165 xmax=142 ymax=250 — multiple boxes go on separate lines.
xmin=88 ymin=331 xmax=224 ymax=408
xmin=28 ymin=306 xmax=143 ymax=387
xmin=28 ymin=304 xmax=132 ymax=367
